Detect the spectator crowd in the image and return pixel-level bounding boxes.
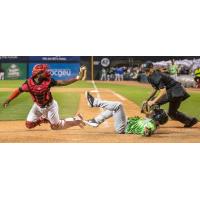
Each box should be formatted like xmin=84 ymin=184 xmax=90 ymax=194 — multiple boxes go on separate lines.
xmin=99 ymin=58 xmax=200 ymax=88
xmin=100 ymin=65 xmax=144 ymax=81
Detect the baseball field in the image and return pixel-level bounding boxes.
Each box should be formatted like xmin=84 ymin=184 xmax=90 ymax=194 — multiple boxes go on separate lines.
xmin=0 ymin=80 xmax=200 ymax=142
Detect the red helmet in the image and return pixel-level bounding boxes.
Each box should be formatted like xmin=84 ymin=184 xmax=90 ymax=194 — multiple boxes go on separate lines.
xmin=32 ymin=64 xmax=51 ymax=78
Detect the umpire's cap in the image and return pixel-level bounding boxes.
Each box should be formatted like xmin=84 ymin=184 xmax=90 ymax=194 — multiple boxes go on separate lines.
xmin=144 ymin=61 xmax=154 ymax=71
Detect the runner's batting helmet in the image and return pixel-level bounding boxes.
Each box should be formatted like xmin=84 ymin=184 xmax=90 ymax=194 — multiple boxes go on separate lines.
xmin=32 ymin=64 xmax=51 ymax=78
xmin=152 ymin=108 xmax=168 ymax=125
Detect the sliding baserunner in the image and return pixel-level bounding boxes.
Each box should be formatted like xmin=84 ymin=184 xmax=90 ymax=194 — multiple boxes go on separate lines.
xmin=84 ymin=91 xmax=168 ymax=136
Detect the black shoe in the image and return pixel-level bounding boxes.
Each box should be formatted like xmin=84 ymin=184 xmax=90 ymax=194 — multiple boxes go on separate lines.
xmin=83 ymin=119 xmax=99 ymax=127
xmin=184 ymin=118 xmax=198 ymax=128
xmin=85 ymin=91 xmax=95 ymax=107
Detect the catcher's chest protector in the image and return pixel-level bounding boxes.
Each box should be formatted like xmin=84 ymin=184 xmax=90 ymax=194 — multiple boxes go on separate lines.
xmin=27 ymin=78 xmax=53 ymax=106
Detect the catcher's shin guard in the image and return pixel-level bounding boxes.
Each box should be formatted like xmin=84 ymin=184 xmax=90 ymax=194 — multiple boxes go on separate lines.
xmin=50 ymin=114 xmax=85 ymax=130
xmin=25 ymin=118 xmax=49 ymax=129
xmin=25 ymin=121 xmax=40 ymax=129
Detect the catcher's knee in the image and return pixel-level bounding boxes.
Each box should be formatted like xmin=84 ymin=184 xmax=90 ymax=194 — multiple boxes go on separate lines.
xmin=50 ymin=124 xmax=60 ymax=130
xmin=26 ymin=121 xmax=37 ymax=129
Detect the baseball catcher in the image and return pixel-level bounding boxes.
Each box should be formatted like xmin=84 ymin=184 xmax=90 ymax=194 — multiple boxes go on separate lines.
xmin=2 ymin=64 xmax=86 ymax=130
xmin=84 ymin=91 xmax=168 ymax=136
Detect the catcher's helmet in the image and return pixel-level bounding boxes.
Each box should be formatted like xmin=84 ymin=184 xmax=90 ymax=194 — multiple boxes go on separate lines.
xmin=152 ymin=108 xmax=168 ymax=125
xmin=32 ymin=64 xmax=51 ymax=78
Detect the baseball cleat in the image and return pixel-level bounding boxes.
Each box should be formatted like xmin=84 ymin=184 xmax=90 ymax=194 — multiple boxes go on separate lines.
xmin=184 ymin=118 xmax=198 ymax=128
xmin=85 ymin=91 xmax=95 ymax=107
xmin=83 ymin=119 xmax=99 ymax=127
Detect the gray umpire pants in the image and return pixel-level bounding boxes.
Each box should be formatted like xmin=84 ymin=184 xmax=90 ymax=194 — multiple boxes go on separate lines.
xmin=93 ymin=98 xmax=127 ymax=134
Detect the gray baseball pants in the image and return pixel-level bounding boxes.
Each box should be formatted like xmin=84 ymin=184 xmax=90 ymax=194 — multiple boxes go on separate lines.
xmin=93 ymin=98 xmax=127 ymax=134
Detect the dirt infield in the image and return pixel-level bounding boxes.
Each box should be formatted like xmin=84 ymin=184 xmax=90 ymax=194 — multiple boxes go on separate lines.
xmin=0 ymin=87 xmax=199 ymax=142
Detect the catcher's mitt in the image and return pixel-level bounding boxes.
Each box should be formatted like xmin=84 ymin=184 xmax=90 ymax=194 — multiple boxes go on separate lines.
xmin=141 ymin=101 xmax=152 ymax=115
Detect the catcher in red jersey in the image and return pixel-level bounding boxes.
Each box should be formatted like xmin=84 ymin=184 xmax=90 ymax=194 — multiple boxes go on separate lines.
xmin=2 ymin=64 xmax=86 ymax=130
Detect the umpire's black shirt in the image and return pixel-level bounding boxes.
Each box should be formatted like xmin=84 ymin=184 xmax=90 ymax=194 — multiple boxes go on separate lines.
xmin=148 ymin=71 xmax=190 ymax=102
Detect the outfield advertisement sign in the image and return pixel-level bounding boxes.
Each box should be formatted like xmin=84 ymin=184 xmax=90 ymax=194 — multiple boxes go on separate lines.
xmin=29 ymin=56 xmax=80 ymax=62
xmin=0 ymin=56 xmax=28 ymax=62
xmin=28 ymin=63 xmax=80 ymax=80
xmin=1 ymin=63 xmax=27 ymax=80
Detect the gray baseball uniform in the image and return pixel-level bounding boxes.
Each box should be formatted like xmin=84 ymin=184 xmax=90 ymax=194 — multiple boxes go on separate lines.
xmin=93 ymin=98 xmax=127 ymax=133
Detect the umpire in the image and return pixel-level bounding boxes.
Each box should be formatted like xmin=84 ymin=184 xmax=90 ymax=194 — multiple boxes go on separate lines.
xmin=144 ymin=62 xmax=198 ymax=128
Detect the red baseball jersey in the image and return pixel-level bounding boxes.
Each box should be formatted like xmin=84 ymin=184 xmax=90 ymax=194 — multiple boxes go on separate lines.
xmin=19 ymin=78 xmax=57 ymax=107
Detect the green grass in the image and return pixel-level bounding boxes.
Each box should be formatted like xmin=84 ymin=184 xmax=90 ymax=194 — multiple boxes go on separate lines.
xmin=1 ymin=80 xmax=200 ymax=120
xmin=64 ymin=80 xmax=93 ymax=88
xmin=96 ymin=82 xmax=200 ymax=120
xmin=0 ymin=80 xmax=93 ymax=88
xmin=96 ymin=82 xmax=152 ymax=105
xmin=0 ymin=80 xmax=25 ymax=88
xmin=0 ymin=92 xmax=80 ymax=121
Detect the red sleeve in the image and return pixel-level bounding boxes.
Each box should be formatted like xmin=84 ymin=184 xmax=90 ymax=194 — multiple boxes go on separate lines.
xmin=19 ymin=82 xmax=29 ymax=92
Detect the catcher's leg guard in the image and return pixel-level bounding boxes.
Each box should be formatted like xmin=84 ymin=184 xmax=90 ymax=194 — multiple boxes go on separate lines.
xmin=25 ymin=121 xmax=38 ymax=129
xmin=50 ymin=115 xmax=85 ymax=130
xmin=50 ymin=119 xmax=70 ymax=130
xmin=25 ymin=118 xmax=49 ymax=129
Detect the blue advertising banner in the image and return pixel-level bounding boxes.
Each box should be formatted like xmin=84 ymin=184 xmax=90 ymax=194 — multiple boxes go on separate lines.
xmin=28 ymin=63 xmax=80 ymax=80
xmin=0 ymin=56 xmax=28 ymax=62
xmin=29 ymin=56 xmax=80 ymax=62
